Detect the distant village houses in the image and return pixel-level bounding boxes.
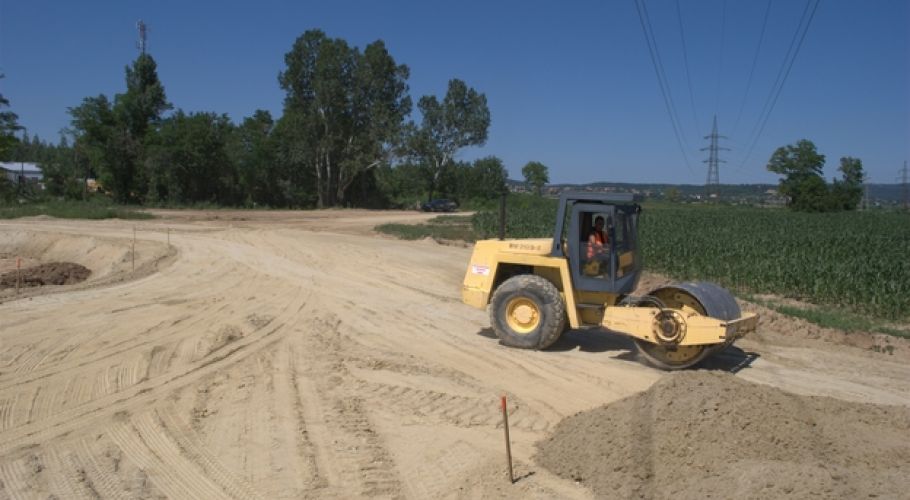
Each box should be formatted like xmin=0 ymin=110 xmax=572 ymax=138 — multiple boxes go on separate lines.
xmin=0 ymin=162 xmax=44 ymax=185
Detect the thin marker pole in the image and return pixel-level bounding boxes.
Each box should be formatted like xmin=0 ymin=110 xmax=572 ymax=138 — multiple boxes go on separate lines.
xmin=132 ymin=227 xmax=136 ymax=272
xmin=501 ymin=395 xmax=514 ymax=483
xmin=498 ymin=193 xmax=506 ymax=240
xmin=16 ymin=257 xmax=21 ymax=295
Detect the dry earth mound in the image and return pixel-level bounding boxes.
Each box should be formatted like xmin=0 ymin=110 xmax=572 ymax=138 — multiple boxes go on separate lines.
xmin=0 ymin=262 xmax=91 ymax=288
xmin=536 ymin=371 xmax=910 ymax=499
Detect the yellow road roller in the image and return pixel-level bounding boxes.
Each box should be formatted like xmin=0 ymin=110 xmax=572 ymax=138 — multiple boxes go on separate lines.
xmin=462 ymin=192 xmax=758 ymax=369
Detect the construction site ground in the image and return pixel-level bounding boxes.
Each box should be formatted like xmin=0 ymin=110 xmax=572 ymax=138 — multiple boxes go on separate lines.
xmin=0 ymin=209 xmax=908 ymax=499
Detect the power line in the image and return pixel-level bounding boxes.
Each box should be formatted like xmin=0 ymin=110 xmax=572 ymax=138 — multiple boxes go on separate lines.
xmin=732 ymin=0 xmax=773 ymax=138
xmin=739 ymin=0 xmax=821 ymax=168
xmin=675 ymin=0 xmax=700 ymax=134
xmin=638 ymin=0 xmax=692 ymax=152
xmin=714 ymin=0 xmax=727 ymax=117
xmin=633 ymin=0 xmax=695 ymax=173
xmin=743 ymin=1 xmax=814 ymax=151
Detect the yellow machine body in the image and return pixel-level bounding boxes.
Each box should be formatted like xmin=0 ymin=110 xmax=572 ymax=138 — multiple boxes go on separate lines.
xmin=462 ymin=192 xmax=758 ymax=369
xmin=462 ymin=238 xmax=758 ymax=344
xmin=462 ymin=237 xmax=758 ymax=368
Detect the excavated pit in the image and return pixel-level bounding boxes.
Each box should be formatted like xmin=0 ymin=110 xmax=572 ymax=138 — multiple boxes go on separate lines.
xmin=536 ymin=371 xmax=910 ymax=499
xmin=0 ymin=229 xmax=173 ymax=300
xmin=0 ymin=262 xmax=91 ymax=288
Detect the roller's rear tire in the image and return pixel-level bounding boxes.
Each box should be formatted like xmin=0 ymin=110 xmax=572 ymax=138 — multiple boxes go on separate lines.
xmin=489 ymin=275 xmax=566 ymax=350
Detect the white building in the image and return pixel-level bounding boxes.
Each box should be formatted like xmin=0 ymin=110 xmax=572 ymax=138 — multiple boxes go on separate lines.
xmin=0 ymin=162 xmax=43 ymax=183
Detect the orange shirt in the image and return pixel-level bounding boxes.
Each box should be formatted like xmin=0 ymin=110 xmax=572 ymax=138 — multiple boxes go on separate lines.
xmin=587 ymin=230 xmax=607 ymax=259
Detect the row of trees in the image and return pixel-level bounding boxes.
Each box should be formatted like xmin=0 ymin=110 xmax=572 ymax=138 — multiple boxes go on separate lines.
xmin=3 ymin=36 xmax=864 ymax=214
xmin=6 ymin=30 xmax=507 ymax=208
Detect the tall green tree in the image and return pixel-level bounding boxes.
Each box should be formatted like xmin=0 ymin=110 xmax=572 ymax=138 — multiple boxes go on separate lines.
xmin=116 ymin=53 xmax=171 ymax=201
xmin=144 ymin=111 xmax=235 ymax=204
xmin=271 ymin=110 xmax=318 ymax=207
xmin=118 ymin=54 xmax=170 ymax=139
xmin=278 ymin=30 xmax=411 ymax=207
xmin=0 ymin=76 xmax=21 ymax=161
xmin=767 ymin=139 xmax=829 ymax=212
xmin=68 ymin=54 xmax=170 ymax=202
xmin=830 ymin=156 xmax=865 ymax=210
xmin=0 ymin=78 xmax=20 ymax=202
xmin=228 ymin=110 xmax=279 ymax=206
xmin=408 ymin=79 xmax=490 ymax=201
xmin=467 ymin=156 xmax=508 ymax=200
xmin=68 ymin=95 xmax=118 ymax=196
xmin=521 ymin=161 xmax=549 ymax=195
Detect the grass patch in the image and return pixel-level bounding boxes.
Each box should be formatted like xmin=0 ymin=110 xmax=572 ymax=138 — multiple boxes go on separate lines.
xmin=745 ymin=294 xmax=910 ymax=339
xmin=376 ymin=215 xmax=477 ymax=242
xmin=0 ymin=200 xmax=154 ymax=220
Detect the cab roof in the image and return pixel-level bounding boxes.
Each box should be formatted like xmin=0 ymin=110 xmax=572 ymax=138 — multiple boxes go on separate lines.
xmin=557 ymin=191 xmax=642 ymax=205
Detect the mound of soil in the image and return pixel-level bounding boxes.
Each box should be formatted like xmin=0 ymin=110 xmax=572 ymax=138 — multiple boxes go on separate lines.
xmin=0 ymin=262 xmax=91 ymax=288
xmin=536 ymin=371 xmax=910 ymax=499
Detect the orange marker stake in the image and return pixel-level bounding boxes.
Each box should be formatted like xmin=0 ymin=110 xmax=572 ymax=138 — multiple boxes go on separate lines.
xmin=501 ymin=395 xmax=514 ymax=483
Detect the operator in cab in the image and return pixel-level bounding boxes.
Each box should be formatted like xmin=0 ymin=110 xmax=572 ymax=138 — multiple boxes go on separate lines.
xmin=586 ymin=215 xmax=608 ymax=259
xmin=584 ymin=215 xmax=610 ymax=276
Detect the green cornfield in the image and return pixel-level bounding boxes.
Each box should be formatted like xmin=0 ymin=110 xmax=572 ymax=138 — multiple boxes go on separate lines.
xmin=472 ymin=195 xmax=558 ymax=239
xmin=473 ymin=196 xmax=910 ymax=321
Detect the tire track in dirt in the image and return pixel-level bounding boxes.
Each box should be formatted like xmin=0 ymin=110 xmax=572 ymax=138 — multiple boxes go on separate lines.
xmin=0 ymin=249 xmax=250 ymax=390
xmin=275 ymin=343 xmax=323 ymax=495
xmin=287 ymin=314 xmax=404 ymax=498
xmin=1 ymin=312 xmax=250 ymax=435
xmin=71 ymin=439 xmax=134 ymax=500
xmin=0 ymin=221 xmax=314 ymax=496
xmin=3 ymin=212 xmax=909 ymax=499
xmin=117 ymin=407 xmax=262 ymax=500
xmin=354 ymin=379 xmax=551 ymax=432
xmin=0 ymin=285 xmax=310 ymax=458
xmin=42 ymin=446 xmax=98 ymax=499
xmin=173 ymin=339 xmax=326 ymax=498
xmin=107 ymin=414 xmax=227 ymax=500
xmin=0 ymin=228 xmax=308 ymax=447
xmin=0 ymin=454 xmax=34 ymax=498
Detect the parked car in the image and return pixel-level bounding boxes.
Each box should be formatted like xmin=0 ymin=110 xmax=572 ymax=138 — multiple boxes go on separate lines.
xmin=420 ymin=199 xmax=458 ymax=212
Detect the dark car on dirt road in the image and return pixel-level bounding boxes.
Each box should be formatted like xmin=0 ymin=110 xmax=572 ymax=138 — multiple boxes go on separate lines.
xmin=420 ymin=199 xmax=458 ymax=212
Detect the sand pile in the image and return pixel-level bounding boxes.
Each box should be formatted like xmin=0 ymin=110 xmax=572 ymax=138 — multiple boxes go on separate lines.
xmin=536 ymin=371 xmax=910 ymax=499
xmin=0 ymin=262 xmax=91 ymax=288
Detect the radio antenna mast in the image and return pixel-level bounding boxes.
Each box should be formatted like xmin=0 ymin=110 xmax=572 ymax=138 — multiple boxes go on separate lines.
xmin=137 ymin=20 xmax=148 ymax=54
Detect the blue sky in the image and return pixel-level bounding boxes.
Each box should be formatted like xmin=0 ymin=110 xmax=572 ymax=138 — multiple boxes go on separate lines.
xmin=1 ymin=0 xmax=907 ymax=185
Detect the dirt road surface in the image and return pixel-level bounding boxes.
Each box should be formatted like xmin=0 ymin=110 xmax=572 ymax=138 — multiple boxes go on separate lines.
xmin=1 ymin=210 xmax=908 ymax=499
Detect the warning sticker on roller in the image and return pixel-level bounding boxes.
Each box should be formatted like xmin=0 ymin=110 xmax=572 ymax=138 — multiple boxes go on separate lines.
xmin=471 ymin=264 xmax=491 ymax=276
